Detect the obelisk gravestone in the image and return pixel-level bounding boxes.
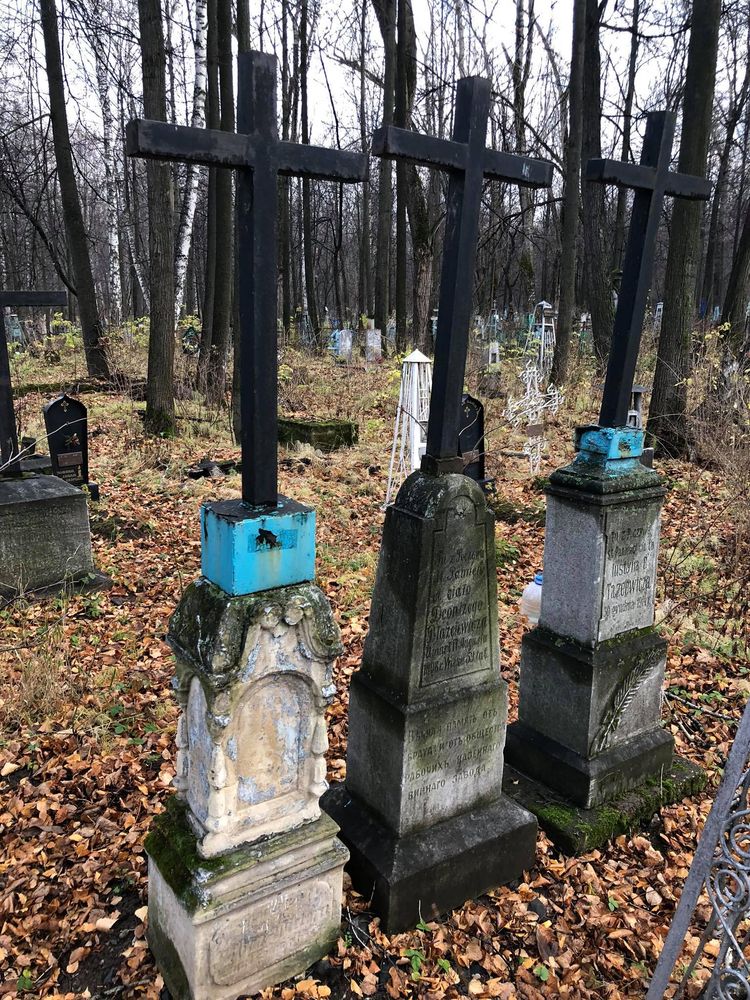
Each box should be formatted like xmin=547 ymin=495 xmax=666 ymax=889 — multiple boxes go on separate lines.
xmin=505 ymin=112 xmax=709 ymax=851
xmin=323 ymin=75 xmax=552 ymax=932
xmin=128 ymin=51 xmax=366 ymax=1000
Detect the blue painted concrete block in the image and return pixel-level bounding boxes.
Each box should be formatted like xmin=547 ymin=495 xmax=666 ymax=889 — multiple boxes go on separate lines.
xmin=572 ymin=424 xmax=644 ymax=474
xmin=200 ymin=496 xmax=315 ymax=595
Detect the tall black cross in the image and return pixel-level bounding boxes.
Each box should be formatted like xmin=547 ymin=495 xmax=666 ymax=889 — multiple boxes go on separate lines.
xmin=127 ymin=52 xmax=367 ymax=508
xmin=586 ymin=110 xmax=711 ymax=427
xmin=374 ymin=76 xmax=552 ymax=474
xmin=0 ymin=289 xmax=68 ymax=476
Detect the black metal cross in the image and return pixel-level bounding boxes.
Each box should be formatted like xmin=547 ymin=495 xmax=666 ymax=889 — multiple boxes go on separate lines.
xmin=127 ymin=51 xmax=366 ymax=508
xmin=0 ymin=289 xmax=67 ymax=477
xmin=373 ymin=76 xmax=552 ymax=474
xmin=586 ymin=110 xmax=711 ymax=427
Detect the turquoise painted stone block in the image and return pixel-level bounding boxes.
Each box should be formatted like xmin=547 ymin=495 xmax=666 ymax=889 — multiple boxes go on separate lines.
xmin=572 ymin=424 xmax=644 ymax=472
xmin=200 ymin=497 xmax=315 ymax=595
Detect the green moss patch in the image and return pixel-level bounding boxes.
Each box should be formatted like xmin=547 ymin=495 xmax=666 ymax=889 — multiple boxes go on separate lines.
xmin=279 ymin=416 xmax=358 ymax=451
xmin=504 ymin=756 xmax=706 ymax=855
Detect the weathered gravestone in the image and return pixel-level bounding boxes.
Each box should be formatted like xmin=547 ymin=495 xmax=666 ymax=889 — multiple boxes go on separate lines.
xmin=365 ymin=321 xmax=382 ymax=363
xmin=128 ymin=50 xmax=366 ymax=999
xmin=0 ymin=290 xmax=105 ymax=597
xmin=459 ymin=393 xmax=493 ymax=493
xmin=504 ymin=111 xmax=710 ymax=852
xmin=43 ymin=393 xmax=100 ymax=500
xmin=322 ymin=74 xmax=553 ymax=931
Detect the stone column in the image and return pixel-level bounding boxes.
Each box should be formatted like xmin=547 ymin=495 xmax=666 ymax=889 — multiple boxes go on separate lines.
xmin=323 ymin=472 xmax=536 ymax=932
xmin=146 ymin=498 xmax=348 ymax=1000
xmin=505 ymin=427 xmax=704 ymax=851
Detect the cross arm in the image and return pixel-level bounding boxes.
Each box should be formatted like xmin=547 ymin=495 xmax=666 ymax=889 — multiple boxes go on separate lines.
xmin=126 ymin=118 xmax=255 ymax=169
xmin=374 ymin=124 xmax=552 ymax=188
xmin=0 ymin=291 xmax=67 ymax=307
xmin=586 ymin=158 xmax=656 ymax=191
xmin=587 ymin=157 xmax=711 ymax=200
xmin=372 ymin=125 xmax=467 ymax=171
xmin=483 ymin=149 xmax=553 ymax=188
xmin=275 ymin=142 xmax=368 ymax=182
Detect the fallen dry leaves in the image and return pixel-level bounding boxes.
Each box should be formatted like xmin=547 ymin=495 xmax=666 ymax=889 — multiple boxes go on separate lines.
xmin=0 ymin=353 xmax=747 ymax=999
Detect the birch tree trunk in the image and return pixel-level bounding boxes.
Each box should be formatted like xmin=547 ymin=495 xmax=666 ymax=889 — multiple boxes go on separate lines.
xmin=174 ymin=0 xmax=208 ymax=322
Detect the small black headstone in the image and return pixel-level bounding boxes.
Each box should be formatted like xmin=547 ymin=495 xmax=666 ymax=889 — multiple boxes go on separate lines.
xmin=459 ymin=394 xmax=494 ymax=493
xmin=43 ymin=394 xmax=98 ymax=498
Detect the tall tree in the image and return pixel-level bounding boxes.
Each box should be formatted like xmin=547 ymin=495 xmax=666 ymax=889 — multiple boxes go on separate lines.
xmin=137 ymin=0 xmax=176 ymax=434
xmin=550 ymin=0 xmax=585 ymax=386
xmin=205 ymin=0 xmax=234 ymax=402
xmin=174 ymin=0 xmax=208 ymax=321
xmin=39 ymin=0 xmax=110 ymax=378
xmin=300 ymin=0 xmax=320 ymax=339
xmin=372 ymin=0 xmax=396 ymax=335
xmin=647 ymin=0 xmax=721 ymax=456
xmin=580 ymin=0 xmax=614 ymax=366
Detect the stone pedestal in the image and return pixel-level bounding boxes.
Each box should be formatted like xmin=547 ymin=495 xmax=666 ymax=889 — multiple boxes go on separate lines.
xmin=0 ymin=475 xmax=103 ymax=596
xmin=322 ymin=472 xmax=536 ymax=932
xmin=146 ymin=575 xmax=348 ymax=999
xmin=505 ymin=427 xmax=703 ymax=848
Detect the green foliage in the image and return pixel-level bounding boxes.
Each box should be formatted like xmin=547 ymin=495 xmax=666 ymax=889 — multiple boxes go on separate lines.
xmin=404 ymin=948 xmax=425 ymax=980
xmin=533 ymin=964 xmax=550 ymax=982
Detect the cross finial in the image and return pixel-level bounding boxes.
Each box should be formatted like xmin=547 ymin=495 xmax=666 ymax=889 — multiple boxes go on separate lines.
xmin=128 ymin=51 xmax=367 ymax=508
xmin=586 ymin=111 xmax=711 ymax=428
xmin=373 ymin=77 xmax=553 ymax=474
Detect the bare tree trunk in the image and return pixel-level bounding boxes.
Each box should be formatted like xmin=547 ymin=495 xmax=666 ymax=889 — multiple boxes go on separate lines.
xmin=394 ymin=0 xmax=408 ymax=350
xmin=581 ymin=0 xmax=614 ymax=367
xmin=372 ymin=0 xmax=396 ymax=333
xmin=300 ymin=0 xmax=319 ymax=340
xmin=611 ymin=0 xmax=640 ymax=274
xmin=39 ymin=0 xmax=110 ymax=379
xmin=701 ymin=64 xmax=750 ymax=317
xmin=93 ymin=45 xmax=122 ymax=326
xmin=174 ymin=0 xmax=208 ymax=321
xmin=550 ymin=0 xmax=585 ymax=386
xmin=647 ymin=0 xmax=721 ymax=456
xmin=137 ymin=0 xmax=176 ymax=434
xmin=721 ymin=201 xmax=750 ymax=350
xmin=206 ymin=0 xmax=234 ymax=403
xmin=232 ymin=0 xmax=250 ymax=443
xmin=358 ymin=0 xmax=372 ymax=323
xmin=198 ymin=0 xmax=218 ymax=389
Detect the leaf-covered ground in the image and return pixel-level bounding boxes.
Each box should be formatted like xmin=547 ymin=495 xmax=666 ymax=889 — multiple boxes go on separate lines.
xmin=1 ymin=346 xmax=748 ymax=999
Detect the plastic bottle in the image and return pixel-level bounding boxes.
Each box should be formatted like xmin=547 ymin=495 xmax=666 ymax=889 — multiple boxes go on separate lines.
xmin=519 ymin=572 xmax=543 ymax=625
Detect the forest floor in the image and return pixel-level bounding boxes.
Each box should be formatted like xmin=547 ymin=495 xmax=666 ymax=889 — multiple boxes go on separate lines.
xmin=1 ymin=338 xmax=749 ymax=999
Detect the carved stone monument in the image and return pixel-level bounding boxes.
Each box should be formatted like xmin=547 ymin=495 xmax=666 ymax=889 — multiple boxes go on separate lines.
xmin=129 ymin=48 xmax=366 ymax=999
xmin=147 ymin=581 xmax=347 ymax=999
xmin=324 ymin=472 xmax=536 ymax=931
xmin=505 ymin=111 xmax=710 ymax=851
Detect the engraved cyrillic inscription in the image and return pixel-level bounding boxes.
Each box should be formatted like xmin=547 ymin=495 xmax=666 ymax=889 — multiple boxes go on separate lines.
xmin=404 ymin=707 xmax=503 ymax=810
xmin=209 ymin=880 xmax=333 ymax=986
xmin=420 ymin=499 xmax=493 ymax=686
xmin=599 ymin=507 xmax=659 ymax=640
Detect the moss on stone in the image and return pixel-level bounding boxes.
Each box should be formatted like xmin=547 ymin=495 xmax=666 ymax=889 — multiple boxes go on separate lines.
xmin=505 ymin=755 xmax=706 ymax=855
xmin=278 ymin=416 xmax=358 ymax=451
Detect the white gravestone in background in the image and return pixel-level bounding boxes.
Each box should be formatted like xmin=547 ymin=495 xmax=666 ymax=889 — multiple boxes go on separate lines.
xmin=385 ymin=349 xmax=433 ymax=506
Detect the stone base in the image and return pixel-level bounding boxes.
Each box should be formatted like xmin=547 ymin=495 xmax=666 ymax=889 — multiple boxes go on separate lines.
xmin=146 ymin=798 xmax=348 ymax=1000
xmin=322 ymin=783 xmax=537 ymax=933
xmin=0 ymin=475 xmax=97 ymax=595
xmin=503 ymin=754 xmax=706 ymax=854
xmin=278 ymin=416 xmax=358 ymax=452
xmin=505 ymin=720 xmax=674 ymax=809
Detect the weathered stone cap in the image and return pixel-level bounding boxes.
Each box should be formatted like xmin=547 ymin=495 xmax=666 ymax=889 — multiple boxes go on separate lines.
xmin=168 ymin=578 xmax=343 ymax=684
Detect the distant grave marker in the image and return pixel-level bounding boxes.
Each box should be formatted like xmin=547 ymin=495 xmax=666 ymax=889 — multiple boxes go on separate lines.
xmin=43 ymin=393 xmax=99 ymax=499
xmin=459 ymin=393 xmax=493 ymax=492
